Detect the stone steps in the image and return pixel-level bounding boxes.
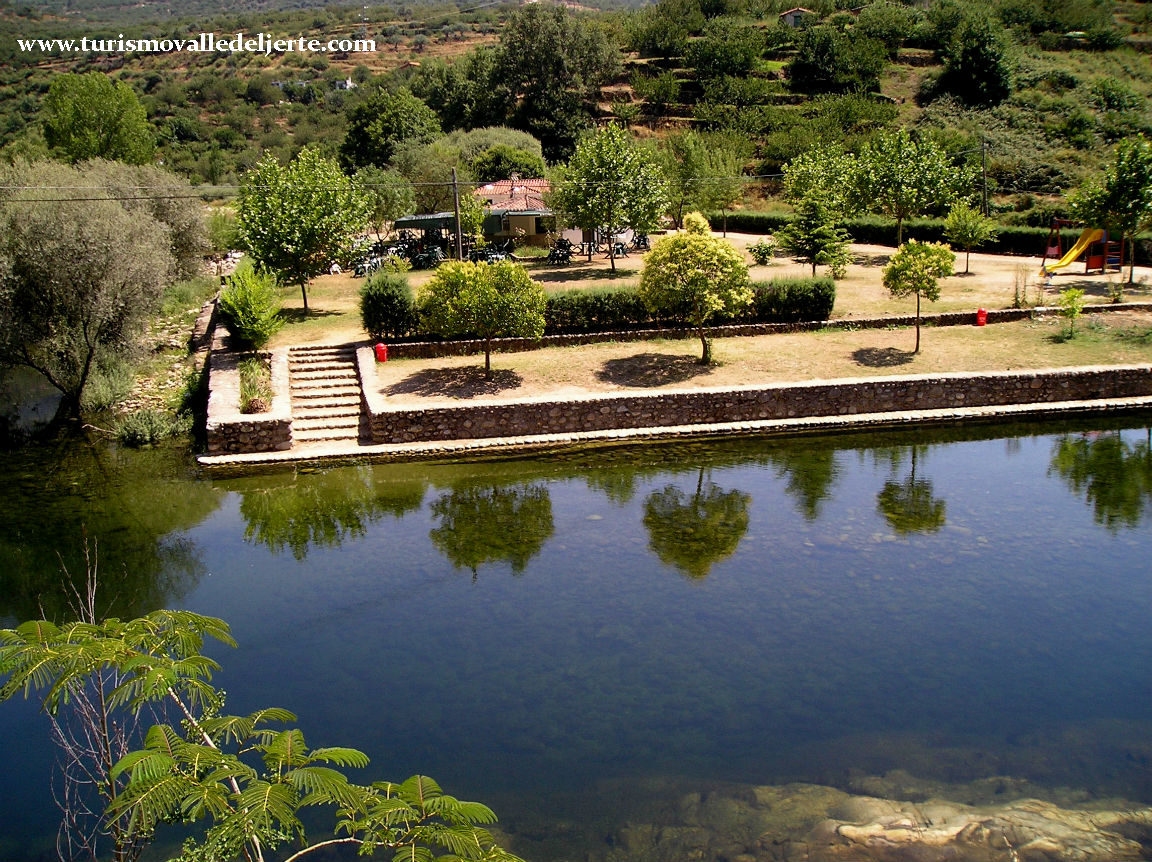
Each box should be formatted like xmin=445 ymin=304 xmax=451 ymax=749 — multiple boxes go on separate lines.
xmin=288 ymin=346 xmax=362 ymax=446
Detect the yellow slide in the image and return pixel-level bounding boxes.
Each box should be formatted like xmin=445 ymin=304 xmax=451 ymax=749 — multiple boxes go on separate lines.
xmin=1041 ymin=228 xmax=1103 ymax=275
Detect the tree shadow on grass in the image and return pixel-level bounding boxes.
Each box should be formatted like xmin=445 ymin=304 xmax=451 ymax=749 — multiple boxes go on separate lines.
xmin=596 ymin=353 xmax=713 ymax=387
xmin=384 ymin=366 xmax=523 ymax=399
xmin=277 ymin=308 xmax=344 ymax=324
xmin=852 ymin=347 xmax=916 ymax=368
xmin=528 ymin=264 xmax=639 ymax=284
xmin=853 ymin=252 xmax=891 ymax=268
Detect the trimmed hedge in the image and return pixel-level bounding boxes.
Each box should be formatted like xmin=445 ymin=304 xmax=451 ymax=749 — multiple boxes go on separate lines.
xmin=706 ymin=211 xmax=1152 ymax=264
xmin=543 ymin=278 xmax=835 ymax=335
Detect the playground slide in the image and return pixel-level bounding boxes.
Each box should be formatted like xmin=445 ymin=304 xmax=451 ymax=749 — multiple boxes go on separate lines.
xmin=1042 ymin=228 xmax=1103 ymax=274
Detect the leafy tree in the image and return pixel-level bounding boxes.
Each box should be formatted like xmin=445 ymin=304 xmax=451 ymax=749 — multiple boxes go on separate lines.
xmin=857 ymin=1 xmax=923 ymax=58
xmin=627 ymin=0 xmax=699 ymax=59
xmin=642 ymin=469 xmax=750 ymax=578
xmin=787 ymin=26 xmax=887 ymax=95
xmin=339 ymin=87 xmax=442 ymax=170
xmin=937 ymin=15 xmax=1013 ymax=107
xmin=944 ymin=201 xmax=999 ymax=273
xmin=0 ymin=610 xmax=521 ymax=862
xmin=429 ymin=482 xmax=554 ymax=577
xmin=0 ymin=162 xmax=174 ymax=417
xmin=552 ymin=125 xmax=668 ymax=272
xmin=392 ymin=139 xmax=469 ymax=214
xmin=1058 ymin=287 xmax=1086 ymax=337
xmin=853 ymin=128 xmax=964 ymax=245
xmin=777 ymin=194 xmax=852 ymax=277
xmin=43 ymin=72 xmax=154 ymax=164
xmin=661 ymin=131 xmax=746 ymax=232
xmin=783 ymin=144 xmax=858 ymax=214
xmin=495 ymin=4 xmax=621 ymax=160
xmin=686 ymin=17 xmax=763 ymax=80
xmin=470 ymin=145 xmax=548 ymax=182
xmin=420 ymin=260 xmax=547 ymax=378
xmin=237 ymin=147 xmax=369 ymax=312
xmin=882 ymin=240 xmax=955 ymax=352
xmin=409 ymin=50 xmax=514 ymax=133
xmin=354 ymin=167 xmax=415 ymax=240
xmin=639 ymin=213 xmax=751 ymax=363
xmin=632 ymin=71 xmax=682 ymax=117
xmin=1069 ymin=134 xmax=1152 ymax=288
xmin=876 ymin=447 xmax=946 ymax=534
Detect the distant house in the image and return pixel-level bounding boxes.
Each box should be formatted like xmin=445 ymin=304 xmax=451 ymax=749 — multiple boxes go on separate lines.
xmin=780 ymin=7 xmax=816 ymax=27
xmin=333 ymin=76 xmax=357 ymax=91
xmin=473 ymin=178 xmax=553 ymax=246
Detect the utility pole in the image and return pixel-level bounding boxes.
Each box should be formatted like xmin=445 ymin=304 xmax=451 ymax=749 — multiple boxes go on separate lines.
xmin=981 ymin=138 xmax=989 ymax=217
xmin=452 ymin=167 xmax=463 ymax=261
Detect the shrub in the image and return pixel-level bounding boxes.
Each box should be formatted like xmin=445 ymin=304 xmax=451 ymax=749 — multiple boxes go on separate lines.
xmin=219 ymin=261 xmax=282 ymax=349
xmin=745 ymin=278 xmax=836 ymax=323
xmin=748 ymin=238 xmax=778 ymax=265
xmin=360 ymin=271 xmax=417 ymax=340
xmin=238 ymin=355 xmax=273 ymax=413
xmin=117 ymin=408 xmax=192 ymax=446
xmin=545 ymin=288 xmax=653 ymax=334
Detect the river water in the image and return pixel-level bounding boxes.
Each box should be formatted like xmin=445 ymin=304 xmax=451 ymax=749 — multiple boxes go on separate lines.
xmin=1 ymin=416 xmax=1150 ymax=860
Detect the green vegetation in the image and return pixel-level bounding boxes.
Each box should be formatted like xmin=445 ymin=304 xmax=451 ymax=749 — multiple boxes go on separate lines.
xmin=42 ymin=72 xmax=154 ymax=164
xmin=1059 ymin=286 xmax=1087 ymax=336
xmin=419 ymin=260 xmax=547 ymax=379
xmin=882 ymin=240 xmax=957 ymax=353
xmin=639 ymin=213 xmax=751 ymax=363
xmin=238 ymin=355 xmax=273 ymax=413
xmin=360 ymin=270 xmax=418 ymax=340
xmin=0 ymin=609 xmax=522 ymax=862
xmin=218 ymin=260 xmax=283 ymax=349
xmin=945 ymin=202 xmax=1000 ymax=273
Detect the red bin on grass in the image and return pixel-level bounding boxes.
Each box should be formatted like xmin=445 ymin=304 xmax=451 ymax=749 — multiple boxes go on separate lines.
xmin=976 ymin=308 xmax=987 ymax=326
xmin=374 ymin=343 xmax=388 ymax=362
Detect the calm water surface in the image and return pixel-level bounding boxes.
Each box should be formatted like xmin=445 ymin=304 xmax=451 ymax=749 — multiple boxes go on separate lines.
xmin=1 ymin=417 xmax=1151 ymax=859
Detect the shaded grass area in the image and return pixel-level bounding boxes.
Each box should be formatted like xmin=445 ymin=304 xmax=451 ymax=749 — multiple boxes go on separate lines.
xmin=371 ymin=313 xmax=1152 ymax=407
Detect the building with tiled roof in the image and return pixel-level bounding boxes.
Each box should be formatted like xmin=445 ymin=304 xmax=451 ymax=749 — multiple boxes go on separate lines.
xmin=473 ymin=177 xmax=554 ymax=245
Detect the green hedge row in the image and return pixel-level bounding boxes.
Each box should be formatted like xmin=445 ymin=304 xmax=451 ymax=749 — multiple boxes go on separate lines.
xmin=543 ymin=277 xmax=835 ymax=335
xmin=707 ymin=212 xmax=1152 ymax=264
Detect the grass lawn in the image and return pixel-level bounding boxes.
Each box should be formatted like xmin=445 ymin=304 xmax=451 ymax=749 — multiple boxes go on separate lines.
xmin=369 ymin=312 xmax=1152 ymax=407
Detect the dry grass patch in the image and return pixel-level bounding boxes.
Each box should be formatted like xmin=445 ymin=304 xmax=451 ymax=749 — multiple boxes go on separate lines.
xmin=370 ymin=312 xmax=1152 ymax=407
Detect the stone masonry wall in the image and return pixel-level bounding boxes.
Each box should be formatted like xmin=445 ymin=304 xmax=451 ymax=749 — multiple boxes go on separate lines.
xmin=205 ymin=327 xmax=292 ymax=454
xmin=359 ymin=362 xmax=1152 ymax=444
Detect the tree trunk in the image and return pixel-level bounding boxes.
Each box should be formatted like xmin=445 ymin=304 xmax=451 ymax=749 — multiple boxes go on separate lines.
xmin=965 ymin=247 xmax=971 ymax=274
xmin=914 ymin=292 xmax=921 ymax=353
xmin=896 ymin=218 xmax=904 ymax=247
xmin=722 ymin=209 xmax=728 ymax=237
xmin=484 ymin=338 xmax=492 ymax=380
xmin=299 ymin=279 xmax=310 ymax=312
xmin=699 ymin=328 xmax=712 ymax=364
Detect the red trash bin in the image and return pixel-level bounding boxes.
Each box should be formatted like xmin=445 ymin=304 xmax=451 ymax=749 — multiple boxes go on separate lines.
xmin=374 ymin=342 xmax=388 ymax=362
xmin=976 ymin=308 xmax=987 ymax=326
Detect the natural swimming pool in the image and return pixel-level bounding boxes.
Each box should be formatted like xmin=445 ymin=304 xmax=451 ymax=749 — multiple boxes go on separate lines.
xmin=1 ymin=416 xmax=1150 ymax=860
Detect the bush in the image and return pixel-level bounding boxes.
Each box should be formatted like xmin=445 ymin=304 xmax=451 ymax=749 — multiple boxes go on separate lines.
xmin=745 ymin=278 xmax=836 ymax=323
xmin=360 ymin=271 xmax=417 ymax=340
xmin=117 ymin=408 xmax=192 ymax=446
xmin=238 ymin=355 xmax=272 ymax=413
xmin=748 ymin=238 xmax=778 ymax=265
xmin=219 ymin=261 xmax=282 ymax=349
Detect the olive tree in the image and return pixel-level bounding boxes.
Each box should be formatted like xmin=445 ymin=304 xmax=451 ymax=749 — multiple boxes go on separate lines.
xmin=43 ymin=72 xmax=154 ymax=164
xmin=237 ymin=147 xmax=369 ymax=312
xmin=638 ymin=212 xmax=751 ymax=363
xmin=420 ymin=260 xmax=546 ymax=379
xmin=0 ymin=161 xmax=175 ymax=417
xmin=882 ymin=240 xmax=955 ymax=352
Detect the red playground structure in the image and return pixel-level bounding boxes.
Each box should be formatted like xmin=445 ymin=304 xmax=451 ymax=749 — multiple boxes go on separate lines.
xmin=1040 ymin=218 xmax=1123 ymax=277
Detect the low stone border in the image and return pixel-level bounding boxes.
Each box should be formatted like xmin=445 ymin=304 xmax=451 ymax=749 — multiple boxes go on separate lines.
xmin=205 ymin=325 xmax=293 ymax=455
xmin=359 ymin=363 xmax=1152 ymax=445
xmin=377 ymin=303 xmax=1152 ymax=361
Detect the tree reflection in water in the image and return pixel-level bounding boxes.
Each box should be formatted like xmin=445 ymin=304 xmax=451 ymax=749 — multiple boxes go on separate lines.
xmin=642 ymin=467 xmax=750 ymax=579
xmin=428 ymin=482 xmax=554 ymax=579
xmin=876 ymin=446 xmax=947 ymax=535
xmin=764 ymin=446 xmax=840 ymax=520
xmin=1049 ymin=428 xmax=1152 ymax=531
xmin=236 ymin=467 xmax=426 ymax=560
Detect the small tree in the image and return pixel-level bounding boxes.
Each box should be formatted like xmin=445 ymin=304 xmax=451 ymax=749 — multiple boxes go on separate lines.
xmin=778 ymin=194 xmax=852 ymax=277
xmin=639 ymin=213 xmax=751 ymax=363
xmin=882 ymin=240 xmax=955 ymax=353
xmin=552 ymin=125 xmax=668 ymax=272
xmin=853 ymin=128 xmax=966 ymax=246
xmin=420 ymin=260 xmax=546 ymax=378
xmin=360 ymin=271 xmax=417 ymax=340
xmin=1059 ymin=287 xmax=1086 ymax=337
xmin=237 ymin=147 xmax=370 ymax=312
xmin=944 ymin=201 xmax=999 ymax=274
xmin=218 ymin=260 xmax=283 ymax=349
xmin=43 ymin=72 xmax=154 ymax=164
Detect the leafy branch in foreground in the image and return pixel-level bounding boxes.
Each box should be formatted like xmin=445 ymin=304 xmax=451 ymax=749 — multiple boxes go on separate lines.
xmin=1 ymin=609 xmax=521 ymax=862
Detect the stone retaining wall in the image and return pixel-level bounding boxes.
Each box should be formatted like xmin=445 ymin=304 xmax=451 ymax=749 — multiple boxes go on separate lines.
xmin=205 ymin=327 xmax=293 ymax=454
xmin=359 ymin=363 xmax=1152 ymax=445
xmin=378 ymin=303 xmax=1152 ymax=361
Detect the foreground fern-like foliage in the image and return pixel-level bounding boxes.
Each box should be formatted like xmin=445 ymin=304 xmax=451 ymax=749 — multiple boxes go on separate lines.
xmin=0 ymin=610 xmax=522 ymax=862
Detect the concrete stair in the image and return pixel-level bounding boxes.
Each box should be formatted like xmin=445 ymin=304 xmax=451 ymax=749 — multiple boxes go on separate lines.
xmin=288 ymin=345 xmax=363 ymax=444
